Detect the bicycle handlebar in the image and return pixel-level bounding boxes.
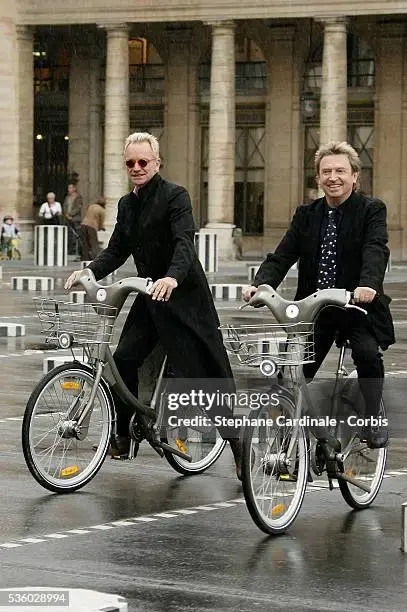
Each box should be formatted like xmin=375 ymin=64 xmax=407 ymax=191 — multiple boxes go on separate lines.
xmin=245 ymin=285 xmax=367 ymax=324
xmin=76 ymin=268 xmax=153 ymax=312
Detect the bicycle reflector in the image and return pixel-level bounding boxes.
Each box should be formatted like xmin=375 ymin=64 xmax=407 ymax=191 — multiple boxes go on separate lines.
xmin=60 ymin=381 xmax=81 ymax=391
xmin=59 ymin=466 xmax=80 ymax=478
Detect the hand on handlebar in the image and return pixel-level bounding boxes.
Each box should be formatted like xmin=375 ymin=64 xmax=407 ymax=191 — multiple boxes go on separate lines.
xmin=242 ymin=285 xmax=259 ymax=302
xmin=64 ymin=269 xmax=86 ymax=290
xmin=150 ymin=276 xmax=178 ymax=301
xmin=353 ymin=286 xmax=376 ymax=304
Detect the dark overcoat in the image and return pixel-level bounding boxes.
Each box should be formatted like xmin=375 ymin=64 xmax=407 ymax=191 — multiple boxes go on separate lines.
xmin=87 ymin=173 xmax=233 ymax=379
xmin=254 ymin=191 xmax=395 ymax=350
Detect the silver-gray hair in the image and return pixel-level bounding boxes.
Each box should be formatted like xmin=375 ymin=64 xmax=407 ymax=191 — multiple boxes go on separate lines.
xmin=124 ymin=132 xmax=160 ymax=157
xmin=46 ymin=192 xmax=56 ymax=199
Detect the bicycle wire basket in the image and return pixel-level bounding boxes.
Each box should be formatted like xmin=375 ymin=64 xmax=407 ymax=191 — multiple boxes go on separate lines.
xmin=219 ymin=322 xmax=315 ymax=367
xmin=34 ymin=297 xmax=117 ymax=352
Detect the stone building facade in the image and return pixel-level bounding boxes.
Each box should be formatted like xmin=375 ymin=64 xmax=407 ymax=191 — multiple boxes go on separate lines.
xmin=1 ymin=0 xmax=407 ymax=258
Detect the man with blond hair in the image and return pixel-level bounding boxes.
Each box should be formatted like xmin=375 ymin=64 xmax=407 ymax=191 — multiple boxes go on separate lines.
xmin=243 ymin=141 xmax=395 ymax=449
xmin=66 ymin=132 xmax=242 ymax=476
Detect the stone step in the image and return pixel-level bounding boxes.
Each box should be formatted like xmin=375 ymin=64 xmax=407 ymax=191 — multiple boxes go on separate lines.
xmin=12 ymin=277 xmax=54 ymax=291
xmin=0 ymin=323 xmax=25 ymax=337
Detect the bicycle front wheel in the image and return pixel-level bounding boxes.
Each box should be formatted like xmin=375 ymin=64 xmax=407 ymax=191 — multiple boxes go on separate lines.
xmin=242 ymin=394 xmax=309 ymax=536
xmin=22 ymin=363 xmax=113 ymax=493
xmin=338 ymin=399 xmax=387 ymax=509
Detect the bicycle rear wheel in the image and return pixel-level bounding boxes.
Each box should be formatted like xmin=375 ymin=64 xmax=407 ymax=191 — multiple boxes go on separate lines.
xmin=22 ymin=363 xmax=113 ymax=493
xmin=338 ymin=399 xmax=387 ymax=509
xmin=242 ymin=394 xmax=309 ymax=535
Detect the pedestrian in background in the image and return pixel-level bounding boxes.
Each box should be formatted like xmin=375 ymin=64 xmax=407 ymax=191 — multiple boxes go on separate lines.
xmin=78 ymin=196 xmax=106 ymax=261
xmin=38 ymin=192 xmax=62 ymax=225
xmin=63 ymin=183 xmax=84 ymax=255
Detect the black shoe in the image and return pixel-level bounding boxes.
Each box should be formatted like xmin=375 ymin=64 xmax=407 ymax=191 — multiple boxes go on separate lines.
xmin=109 ymin=435 xmax=133 ymax=460
xmin=360 ymin=425 xmax=389 ymax=449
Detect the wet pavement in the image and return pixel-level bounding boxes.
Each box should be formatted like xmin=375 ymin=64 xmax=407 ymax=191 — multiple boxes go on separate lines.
xmin=0 ymin=258 xmax=407 ymax=611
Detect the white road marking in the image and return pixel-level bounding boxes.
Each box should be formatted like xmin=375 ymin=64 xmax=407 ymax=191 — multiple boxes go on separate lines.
xmin=20 ymin=537 xmax=47 ymax=544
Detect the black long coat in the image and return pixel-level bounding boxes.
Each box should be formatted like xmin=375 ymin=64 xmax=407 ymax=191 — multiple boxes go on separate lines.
xmin=254 ymin=191 xmax=395 ymax=350
xmin=87 ymin=173 xmax=233 ymax=379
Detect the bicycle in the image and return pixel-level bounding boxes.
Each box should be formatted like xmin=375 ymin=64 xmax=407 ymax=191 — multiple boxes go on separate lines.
xmin=221 ymin=285 xmax=388 ymax=535
xmin=22 ymin=269 xmax=226 ymax=493
xmin=0 ymin=237 xmax=21 ymax=260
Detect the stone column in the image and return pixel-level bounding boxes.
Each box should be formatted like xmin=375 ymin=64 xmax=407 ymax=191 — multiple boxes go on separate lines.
xmin=88 ymin=56 xmax=102 ymax=203
xmin=68 ymin=46 xmax=91 ymax=206
xmin=16 ymin=25 xmax=35 ymax=253
xmin=0 ymin=15 xmax=18 ymax=222
xmin=16 ymin=26 xmax=34 ymax=218
xmin=375 ymin=22 xmax=404 ymax=259
xmin=101 ymin=24 xmax=129 ymax=235
xmin=264 ymin=27 xmax=296 ymax=248
xmin=164 ymin=28 xmax=200 ymax=218
xmin=319 ymin=17 xmax=348 ymax=145
xmin=205 ymin=20 xmax=236 ymax=260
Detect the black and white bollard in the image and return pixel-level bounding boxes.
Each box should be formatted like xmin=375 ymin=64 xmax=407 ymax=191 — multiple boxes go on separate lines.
xmin=402 ymin=502 xmax=407 ymax=552
xmin=12 ymin=277 xmax=54 ymax=291
xmin=210 ymin=284 xmax=243 ymax=301
xmin=0 ymin=323 xmax=25 ymax=337
xmin=43 ymin=353 xmax=88 ymax=374
xmin=69 ymin=291 xmax=86 ymax=304
xmin=194 ymin=230 xmax=218 ymax=273
xmin=34 ymin=225 xmax=67 ymax=267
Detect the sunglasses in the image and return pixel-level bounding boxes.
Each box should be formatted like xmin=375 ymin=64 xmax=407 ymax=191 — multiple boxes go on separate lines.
xmin=125 ymin=158 xmax=157 ymax=169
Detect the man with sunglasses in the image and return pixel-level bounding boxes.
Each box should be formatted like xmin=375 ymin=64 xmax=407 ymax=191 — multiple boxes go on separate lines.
xmin=65 ymin=131 xmax=243 ymax=478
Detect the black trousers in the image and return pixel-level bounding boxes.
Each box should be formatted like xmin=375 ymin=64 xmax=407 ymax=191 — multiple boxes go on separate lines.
xmin=303 ymin=307 xmax=384 ymax=418
xmin=111 ymin=297 xmax=238 ymax=439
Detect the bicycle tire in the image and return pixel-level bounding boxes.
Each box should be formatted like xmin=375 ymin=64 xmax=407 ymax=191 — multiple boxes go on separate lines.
xmin=22 ymin=362 xmax=113 ymax=493
xmin=338 ymin=398 xmax=387 ymax=509
xmin=242 ymin=394 xmax=309 ymax=535
xmin=162 ymin=428 xmax=226 ymax=475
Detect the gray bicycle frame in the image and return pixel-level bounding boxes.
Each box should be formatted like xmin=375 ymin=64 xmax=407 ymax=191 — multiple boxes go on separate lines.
xmin=247 ymin=284 xmax=371 ymax=491
xmin=72 ymin=269 xmax=182 ymax=458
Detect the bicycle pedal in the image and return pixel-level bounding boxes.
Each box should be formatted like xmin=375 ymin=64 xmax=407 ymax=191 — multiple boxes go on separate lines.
xmin=110 ymin=453 xmax=130 ymax=461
